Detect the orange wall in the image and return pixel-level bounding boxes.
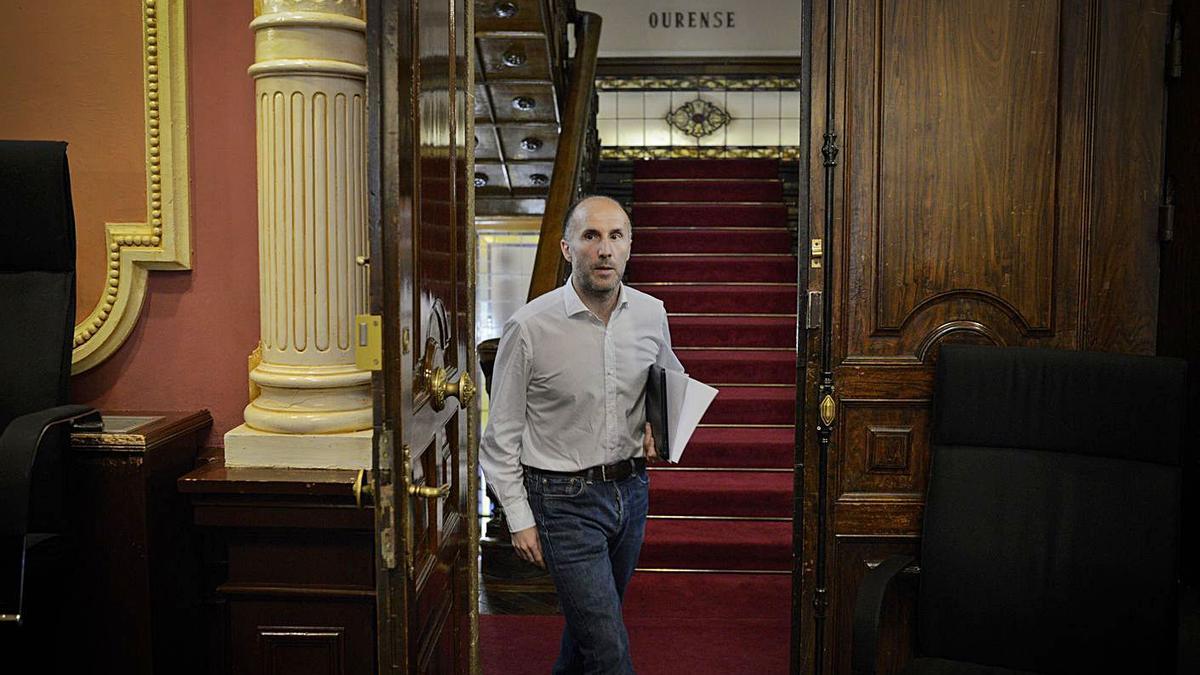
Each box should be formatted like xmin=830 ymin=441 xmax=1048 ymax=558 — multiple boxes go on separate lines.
xmin=72 ymin=0 xmax=260 ymax=447
xmin=0 ymin=1 xmax=147 ymax=324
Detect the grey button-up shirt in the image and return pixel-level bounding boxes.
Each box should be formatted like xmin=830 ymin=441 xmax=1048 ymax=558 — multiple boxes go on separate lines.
xmin=480 ymin=281 xmax=684 ymax=532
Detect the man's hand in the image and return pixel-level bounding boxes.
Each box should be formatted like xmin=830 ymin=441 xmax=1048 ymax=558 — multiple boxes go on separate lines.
xmin=510 ymin=526 xmax=544 ymax=568
xmin=644 ymin=422 xmax=661 ymax=463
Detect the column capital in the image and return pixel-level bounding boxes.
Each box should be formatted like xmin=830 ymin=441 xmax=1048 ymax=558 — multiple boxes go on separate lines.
xmin=254 ymin=0 xmax=365 ymax=20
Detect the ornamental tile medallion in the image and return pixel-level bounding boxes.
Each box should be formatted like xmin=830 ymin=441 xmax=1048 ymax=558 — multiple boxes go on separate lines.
xmin=666 ymin=98 xmax=732 ymax=139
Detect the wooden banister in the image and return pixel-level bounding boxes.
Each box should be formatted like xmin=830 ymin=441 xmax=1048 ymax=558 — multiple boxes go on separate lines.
xmin=526 ymin=11 xmax=602 ymax=302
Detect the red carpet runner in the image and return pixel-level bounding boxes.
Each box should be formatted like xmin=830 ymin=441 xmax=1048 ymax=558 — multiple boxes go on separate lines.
xmin=482 ymin=159 xmax=796 ymax=674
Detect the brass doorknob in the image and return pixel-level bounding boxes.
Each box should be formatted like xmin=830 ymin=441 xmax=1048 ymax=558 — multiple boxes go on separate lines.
xmin=408 ymin=483 xmax=450 ymax=499
xmin=430 ymin=367 xmax=475 ymax=411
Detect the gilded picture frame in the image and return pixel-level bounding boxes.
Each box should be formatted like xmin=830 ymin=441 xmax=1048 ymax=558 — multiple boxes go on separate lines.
xmin=71 ymin=0 xmax=192 ymax=373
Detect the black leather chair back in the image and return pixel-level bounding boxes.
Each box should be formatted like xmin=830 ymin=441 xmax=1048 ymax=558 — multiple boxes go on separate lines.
xmin=920 ymin=345 xmax=1186 ymax=674
xmin=0 ymin=141 xmax=77 ymax=432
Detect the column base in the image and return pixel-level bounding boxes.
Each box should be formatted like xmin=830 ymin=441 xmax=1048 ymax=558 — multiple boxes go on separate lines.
xmin=224 ymin=424 xmax=371 ymax=469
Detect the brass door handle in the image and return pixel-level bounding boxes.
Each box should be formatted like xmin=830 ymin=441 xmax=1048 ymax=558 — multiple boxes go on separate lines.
xmin=408 ymin=482 xmax=450 ymax=499
xmin=430 ymin=367 xmax=475 ymax=411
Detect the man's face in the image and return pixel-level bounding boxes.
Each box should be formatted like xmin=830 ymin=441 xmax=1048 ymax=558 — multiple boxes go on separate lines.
xmin=560 ymin=198 xmax=631 ymax=296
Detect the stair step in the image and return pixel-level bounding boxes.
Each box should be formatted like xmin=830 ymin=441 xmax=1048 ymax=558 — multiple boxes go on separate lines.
xmin=705 ymin=386 xmax=795 ymax=425
xmin=628 ymin=255 xmax=796 ymax=283
xmin=633 ymin=227 xmax=793 ymax=255
xmin=633 ymin=158 xmax=779 ymax=180
xmin=649 ymin=470 xmax=792 ymax=518
xmin=632 ymin=203 xmax=788 ymax=228
xmin=633 ymin=179 xmax=783 ymax=203
xmin=622 ymin=572 xmax=792 ymax=618
xmin=645 ymin=284 xmax=797 ymax=314
xmin=670 ymin=316 xmax=796 ymax=348
xmin=677 ymin=349 xmax=795 ymax=385
xmin=682 ymin=427 xmax=794 ymax=469
xmin=640 ymin=519 xmax=792 ymax=571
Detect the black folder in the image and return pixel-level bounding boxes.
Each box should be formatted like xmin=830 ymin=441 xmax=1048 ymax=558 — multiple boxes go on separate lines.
xmin=645 ymin=364 xmax=670 ymax=461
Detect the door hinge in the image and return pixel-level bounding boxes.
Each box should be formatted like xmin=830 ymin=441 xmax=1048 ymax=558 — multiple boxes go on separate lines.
xmin=355 ymin=314 xmax=382 ymax=371
xmin=1168 ymin=20 xmax=1183 ymax=81
xmin=1160 ymin=176 xmax=1176 ymax=243
xmin=377 ymin=427 xmax=398 ymax=570
xmin=805 ymin=291 xmax=823 ymax=329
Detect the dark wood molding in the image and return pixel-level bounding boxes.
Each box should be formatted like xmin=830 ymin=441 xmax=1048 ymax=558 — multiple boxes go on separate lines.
xmin=597 ymin=56 xmax=802 ymax=78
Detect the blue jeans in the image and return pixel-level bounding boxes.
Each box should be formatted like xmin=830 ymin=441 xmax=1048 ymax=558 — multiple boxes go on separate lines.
xmin=525 ymin=467 xmax=650 ymax=675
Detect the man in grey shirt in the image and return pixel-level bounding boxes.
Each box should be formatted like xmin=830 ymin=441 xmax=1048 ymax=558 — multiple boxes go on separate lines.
xmin=481 ymin=195 xmax=684 ymax=674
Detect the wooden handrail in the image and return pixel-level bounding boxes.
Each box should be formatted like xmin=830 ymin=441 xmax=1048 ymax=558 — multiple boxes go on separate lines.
xmin=526 ymin=11 xmax=602 ymax=302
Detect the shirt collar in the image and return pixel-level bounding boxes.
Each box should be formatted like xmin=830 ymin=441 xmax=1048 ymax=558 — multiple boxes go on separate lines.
xmin=563 ymin=279 xmax=628 ymax=318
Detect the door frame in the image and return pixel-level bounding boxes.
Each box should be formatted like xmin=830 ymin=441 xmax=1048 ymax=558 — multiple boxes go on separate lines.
xmin=366 ymin=0 xmax=479 ymax=671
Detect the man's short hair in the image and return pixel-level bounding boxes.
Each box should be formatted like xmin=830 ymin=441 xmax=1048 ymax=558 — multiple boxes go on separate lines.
xmin=561 ymin=195 xmax=629 ymax=241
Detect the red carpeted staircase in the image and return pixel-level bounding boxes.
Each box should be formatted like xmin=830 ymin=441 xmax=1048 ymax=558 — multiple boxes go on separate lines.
xmin=482 ymin=159 xmax=797 ymax=674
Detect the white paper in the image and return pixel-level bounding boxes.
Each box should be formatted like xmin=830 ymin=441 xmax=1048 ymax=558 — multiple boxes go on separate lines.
xmin=664 ymin=371 xmax=719 ymax=464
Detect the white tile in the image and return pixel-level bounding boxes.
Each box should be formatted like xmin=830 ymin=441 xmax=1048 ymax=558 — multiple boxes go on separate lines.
xmin=780 ymin=118 xmax=802 ymax=146
xmin=698 ymin=125 xmax=726 ymax=146
xmin=704 ymin=91 xmax=727 ymax=111
xmin=753 ymin=90 xmax=781 ymax=118
xmin=617 ymin=119 xmax=645 ymax=146
xmin=780 ymin=91 xmax=803 ymax=118
xmin=671 ymin=90 xmax=700 ymax=109
xmin=617 ymin=91 xmax=644 ymax=119
xmin=726 ymin=119 xmax=753 ymax=146
xmin=670 ymin=126 xmax=696 ymax=147
xmin=644 ymin=92 xmax=672 ymax=119
xmin=753 ymin=118 xmax=780 ymax=146
xmin=598 ymin=119 xmax=618 ymax=147
xmin=725 ymin=92 xmax=753 ymax=119
xmin=598 ymin=92 xmax=617 ymax=119
xmin=645 ymin=119 xmax=672 ymax=146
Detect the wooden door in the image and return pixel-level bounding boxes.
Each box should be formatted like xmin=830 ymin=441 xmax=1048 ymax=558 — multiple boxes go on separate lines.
xmin=368 ymin=0 xmax=476 ymax=673
xmin=800 ymin=1 xmax=1171 ymax=672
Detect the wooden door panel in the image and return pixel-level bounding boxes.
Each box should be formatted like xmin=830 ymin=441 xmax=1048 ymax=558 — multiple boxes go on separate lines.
xmin=803 ymin=0 xmax=1169 ymax=671
xmin=841 ymin=0 xmax=1080 ymax=366
xmin=830 ymin=536 xmax=919 ymax=675
xmin=371 ymin=0 xmax=474 ymax=672
xmin=834 ymin=400 xmax=930 ymax=500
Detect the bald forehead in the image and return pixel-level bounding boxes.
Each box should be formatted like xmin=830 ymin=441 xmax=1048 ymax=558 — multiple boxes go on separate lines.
xmin=564 ymin=196 xmax=630 ymax=239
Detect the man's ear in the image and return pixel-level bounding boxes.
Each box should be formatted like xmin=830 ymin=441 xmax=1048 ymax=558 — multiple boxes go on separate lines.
xmin=560 ymin=238 xmax=571 ymax=262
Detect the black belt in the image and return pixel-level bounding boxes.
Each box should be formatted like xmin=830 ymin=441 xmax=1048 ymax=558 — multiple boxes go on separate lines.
xmin=524 ymin=457 xmax=646 ymax=482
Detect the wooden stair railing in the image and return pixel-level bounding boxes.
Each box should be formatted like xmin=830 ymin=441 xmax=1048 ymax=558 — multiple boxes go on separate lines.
xmin=477 ymin=10 xmax=601 ymax=572
xmin=525 ymin=10 xmax=602 ymax=302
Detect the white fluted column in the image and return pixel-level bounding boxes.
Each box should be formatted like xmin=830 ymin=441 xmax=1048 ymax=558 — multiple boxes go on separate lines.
xmin=225 ymin=0 xmax=370 ymax=469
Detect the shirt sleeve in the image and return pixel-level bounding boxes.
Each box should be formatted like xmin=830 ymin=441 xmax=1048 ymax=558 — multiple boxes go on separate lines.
xmin=657 ymin=308 xmax=686 ymax=374
xmin=479 ymin=318 xmax=537 ymax=532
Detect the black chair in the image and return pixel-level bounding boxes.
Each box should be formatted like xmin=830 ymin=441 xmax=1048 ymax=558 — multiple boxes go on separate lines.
xmin=853 ymin=345 xmax=1187 ymax=675
xmin=0 ymin=141 xmax=98 ymax=629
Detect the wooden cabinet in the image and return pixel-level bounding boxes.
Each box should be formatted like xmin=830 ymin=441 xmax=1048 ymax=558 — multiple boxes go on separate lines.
xmin=179 ymin=460 xmax=376 ymax=675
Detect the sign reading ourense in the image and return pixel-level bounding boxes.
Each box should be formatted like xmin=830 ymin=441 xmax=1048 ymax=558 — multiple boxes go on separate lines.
xmin=575 ymin=1 xmax=802 ymax=58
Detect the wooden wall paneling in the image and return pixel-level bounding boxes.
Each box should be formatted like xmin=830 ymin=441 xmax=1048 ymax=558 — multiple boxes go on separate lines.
xmin=1084 ymin=0 xmax=1170 ymax=353
xmin=1159 ymin=0 xmax=1200 ymax=589
xmin=803 ymin=0 xmax=1171 ymax=671
xmin=830 ymin=536 xmax=919 ymax=675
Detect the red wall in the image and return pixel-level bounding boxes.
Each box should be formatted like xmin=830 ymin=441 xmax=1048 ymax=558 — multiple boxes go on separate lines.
xmin=72 ymin=1 xmax=259 ymax=447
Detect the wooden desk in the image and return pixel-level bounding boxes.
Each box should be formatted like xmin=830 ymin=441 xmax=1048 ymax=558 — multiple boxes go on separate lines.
xmin=70 ymin=410 xmax=212 ymax=674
